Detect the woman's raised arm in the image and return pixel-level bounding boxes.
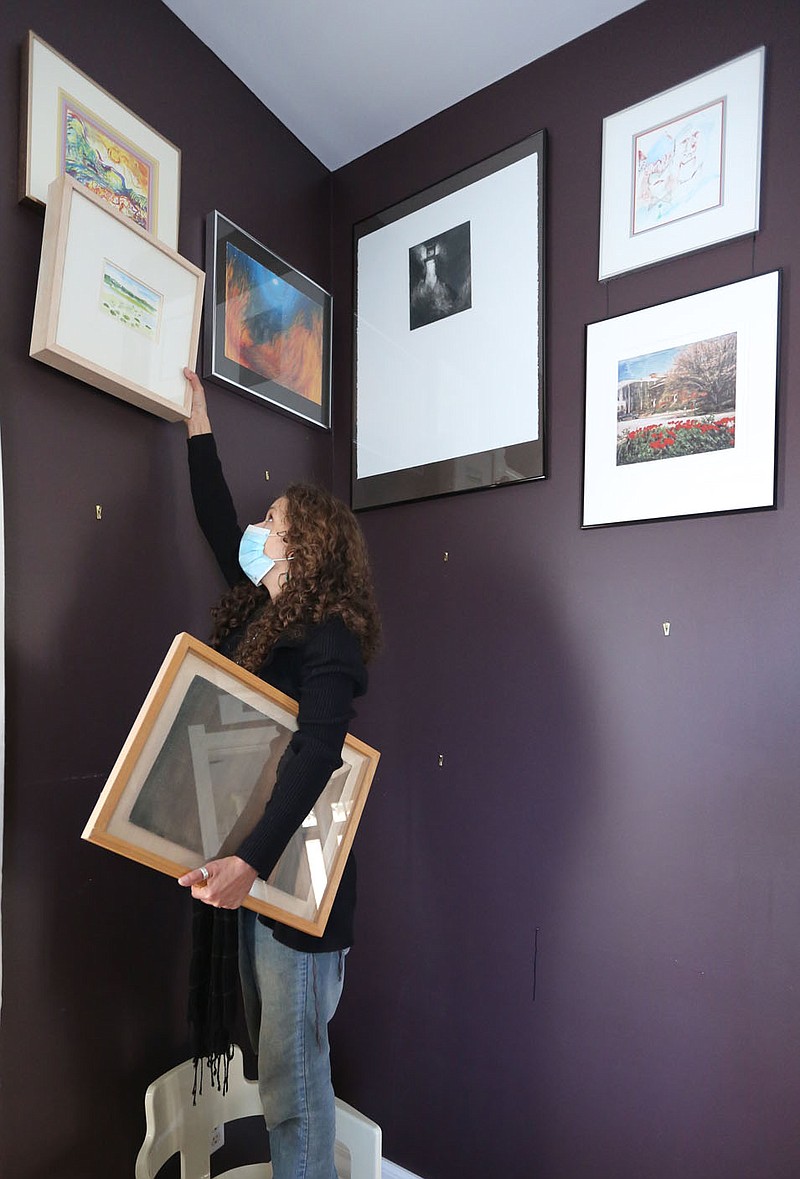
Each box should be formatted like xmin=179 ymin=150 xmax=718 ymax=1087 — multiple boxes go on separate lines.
xmin=184 ymin=367 xmax=212 ymax=437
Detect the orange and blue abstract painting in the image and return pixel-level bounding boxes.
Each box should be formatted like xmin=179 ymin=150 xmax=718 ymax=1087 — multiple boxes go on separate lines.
xmin=61 ymin=93 xmax=155 ymax=232
xmin=224 ymin=243 xmax=324 ymax=405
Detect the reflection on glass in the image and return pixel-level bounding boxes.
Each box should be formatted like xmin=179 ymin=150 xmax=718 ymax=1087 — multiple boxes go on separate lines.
xmin=271 ymin=763 xmax=353 ymax=904
xmin=126 ymin=674 xmax=358 ymax=912
xmin=129 ymin=675 xmax=291 ymax=858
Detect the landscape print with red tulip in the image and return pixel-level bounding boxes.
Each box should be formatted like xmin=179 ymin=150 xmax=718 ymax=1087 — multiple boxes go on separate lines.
xmin=616 ymin=331 xmax=736 ymax=465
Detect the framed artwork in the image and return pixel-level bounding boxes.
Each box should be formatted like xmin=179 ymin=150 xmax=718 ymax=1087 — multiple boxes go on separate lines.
xmin=598 ymin=47 xmax=765 ymax=280
xmin=19 ymin=31 xmax=181 ymax=249
xmin=353 ymin=131 xmax=546 ymax=510
xmin=82 ymin=633 xmax=380 ymax=938
xmin=204 ymin=211 xmax=332 ymax=429
xmin=582 ymin=270 xmax=780 ymax=528
xmin=30 ymin=175 xmax=203 ymax=422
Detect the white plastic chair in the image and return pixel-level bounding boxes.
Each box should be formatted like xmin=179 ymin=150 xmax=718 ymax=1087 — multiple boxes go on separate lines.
xmin=134 ymin=1045 xmax=382 ymax=1179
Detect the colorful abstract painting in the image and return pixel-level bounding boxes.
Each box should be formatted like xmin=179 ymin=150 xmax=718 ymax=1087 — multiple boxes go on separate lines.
xmin=100 ymin=261 xmax=162 ymax=339
xmin=61 ymin=91 xmax=155 ymax=232
xmin=632 ymin=99 xmax=724 ymax=235
xmin=224 ymin=243 xmax=324 ymax=405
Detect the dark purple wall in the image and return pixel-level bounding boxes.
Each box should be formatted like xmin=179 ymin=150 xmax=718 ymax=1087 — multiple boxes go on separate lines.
xmin=0 ymin=3 xmax=332 ymax=1175
xmin=2 ymin=1 xmax=799 ymax=1177
xmin=330 ymin=1 xmax=800 ymax=1177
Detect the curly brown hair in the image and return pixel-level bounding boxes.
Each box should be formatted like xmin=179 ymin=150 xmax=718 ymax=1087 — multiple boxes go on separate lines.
xmin=210 ymin=482 xmax=381 ymax=672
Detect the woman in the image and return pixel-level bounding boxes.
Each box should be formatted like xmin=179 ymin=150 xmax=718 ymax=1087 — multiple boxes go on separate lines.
xmin=177 ymin=369 xmax=380 ymax=1179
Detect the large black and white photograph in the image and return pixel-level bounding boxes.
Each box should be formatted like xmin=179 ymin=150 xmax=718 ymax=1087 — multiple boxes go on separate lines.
xmin=354 ymin=130 xmax=546 ymax=509
xmin=409 ymin=220 xmax=472 ymax=330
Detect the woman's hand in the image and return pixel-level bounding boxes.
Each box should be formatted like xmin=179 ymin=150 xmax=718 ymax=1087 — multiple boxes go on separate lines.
xmin=178 ymin=855 xmax=258 ymax=909
xmin=184 ymin=368 xmax=212 ymax=437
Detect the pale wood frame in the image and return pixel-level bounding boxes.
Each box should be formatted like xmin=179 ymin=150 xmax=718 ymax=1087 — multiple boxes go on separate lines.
xmin=30 ymin=174 xmax=203 ymax=422
xmin=82 ymin=633 xmax=380 ymax=937
xmin=20 ymin=30 xmax=181 ymax=248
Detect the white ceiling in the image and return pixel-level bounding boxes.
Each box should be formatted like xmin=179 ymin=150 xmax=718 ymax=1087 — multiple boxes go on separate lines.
xmin=162 ymin=0 xmax=643 ymax=169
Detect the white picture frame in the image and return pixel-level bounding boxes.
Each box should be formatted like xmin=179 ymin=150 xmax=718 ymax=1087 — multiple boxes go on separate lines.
xmin=598 ymin=47 xmax=765 ymax=280
xmin=582 ymin=271 xmax=780 ymax=527
xmin=30 ymin=174 xmax=203 ymax=422
xmin=20 ymin=30 xmax=181 ymax=249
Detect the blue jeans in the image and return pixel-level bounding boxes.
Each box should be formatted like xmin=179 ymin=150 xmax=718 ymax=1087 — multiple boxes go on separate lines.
xmin=238 ymin=909 xmax=346 ymax=1179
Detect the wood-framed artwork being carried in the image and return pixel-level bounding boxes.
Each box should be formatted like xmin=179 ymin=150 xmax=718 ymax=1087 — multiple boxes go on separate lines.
xmin=353 ymin=130 xmax=546 ymax=510
xmin=582 ymin=270 xmax=780 ymax=528
xmin=30 ymin=174 xmax=203 ymax=421
xmin=19 ymin=30 xmax=181 ymax=248
xmin=82 ymin=633 xmax=380 ymax=938
xmin=598 ymin=47 xmax=765 ymax=280
xmin=204 ymin=211 xmax=332 ymax=429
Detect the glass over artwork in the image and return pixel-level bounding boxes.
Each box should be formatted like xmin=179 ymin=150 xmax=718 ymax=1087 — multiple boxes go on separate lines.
xmin=83 ymin=635 xmax=378 ymax=935
xmin=632 ymin=100 xmax=724 ymax=236
xmin=21 ymin=31 xmax=181 ymax=248
xmin=615 ymin=332 xmax=736 ymax=466
xmin=353 ymin=131 xmax=546 ymax=509
xmin=61 ymin=93 xmax=157 ymax=233
xmin=125 ymin=674 xmax=353 ymax=912
xmin=582 ymin=271 xmax=780 ymax=528
xmin=205 ymin=212 xmax=332 ymax=429
xmin=30 ymin=175 xmax=201 ymax=422
xmin=598 ymin=47 xmax=765 ymax=279
xmin=224 ymin=243 xmax=324 ymax=405
xmin=408 ymin=221 xmax=472 ymax=330
xmin=99 ymin=260 xmax=163 ymax=340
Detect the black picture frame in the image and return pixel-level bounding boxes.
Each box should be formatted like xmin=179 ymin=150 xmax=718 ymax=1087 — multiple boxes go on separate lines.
xmin=582 ymin=271 xmax=780 ymax=528
xmin=352 ymin=131 xmax=546 ymax=509
xmin=204 ymin=210 xmax=332 ymax=429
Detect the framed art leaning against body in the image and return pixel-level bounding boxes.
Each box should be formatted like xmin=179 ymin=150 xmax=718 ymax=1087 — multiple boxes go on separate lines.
xmin=82 ymin=633 xmax=379 ymax=938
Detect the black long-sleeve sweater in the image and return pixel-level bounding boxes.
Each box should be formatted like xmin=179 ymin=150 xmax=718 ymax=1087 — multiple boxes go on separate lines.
xmin=188 ymin=433 xmax=366 ymax=951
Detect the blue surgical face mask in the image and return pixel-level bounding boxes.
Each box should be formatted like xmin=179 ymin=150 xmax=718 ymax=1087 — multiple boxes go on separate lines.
xmin=238 ymin=524 xmax=293 ymax=586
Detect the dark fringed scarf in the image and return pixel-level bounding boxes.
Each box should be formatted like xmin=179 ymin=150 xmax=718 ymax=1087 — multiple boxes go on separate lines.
xmin=188 ymin=900 xmax=239 ymax=1102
